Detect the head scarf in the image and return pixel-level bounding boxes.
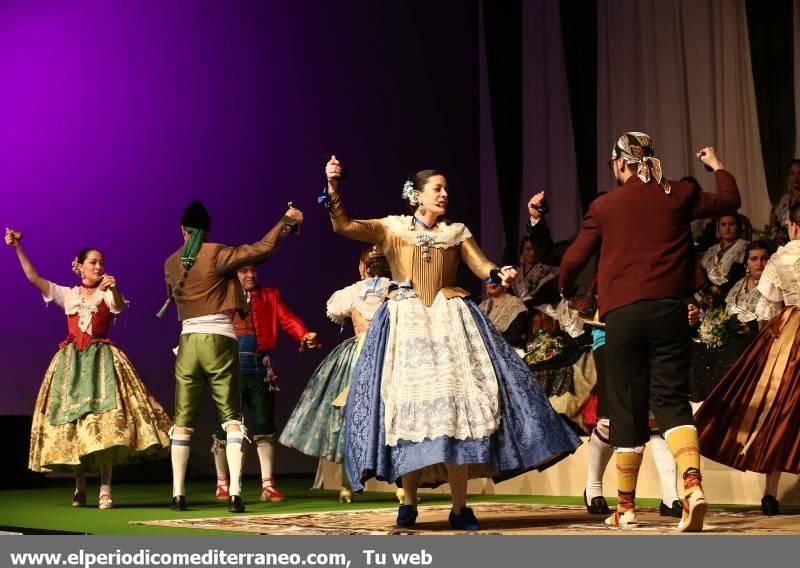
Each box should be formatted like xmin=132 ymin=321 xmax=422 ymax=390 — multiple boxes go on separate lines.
xmin=611 ymin=132 xmax=671 ymax=194
xmin=179 ymin=200 xmax=211 ymax=270
xmin=156 ymin=200 xmax=211 ymax=318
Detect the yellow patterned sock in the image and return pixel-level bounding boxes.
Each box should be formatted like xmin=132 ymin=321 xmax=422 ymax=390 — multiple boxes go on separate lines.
xmin=665 ymin=425 xmax=702 ymax=496
xmin=615 ymin=450 xmax=644 ymax=512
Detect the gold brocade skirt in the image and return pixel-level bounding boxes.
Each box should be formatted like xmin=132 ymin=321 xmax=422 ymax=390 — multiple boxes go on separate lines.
xmin=29 ymin=344 xmax=172 ymax=472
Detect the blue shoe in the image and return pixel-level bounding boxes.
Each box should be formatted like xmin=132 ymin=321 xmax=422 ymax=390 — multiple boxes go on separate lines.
xmin=396 ymin=505 xmax=418 ymax=528
xmin=449 ymin=507 xmax=480 ymax=531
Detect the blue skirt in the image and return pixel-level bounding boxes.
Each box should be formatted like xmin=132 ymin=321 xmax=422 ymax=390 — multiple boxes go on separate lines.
xmin=279 ymin=336 xmax=360 ymax=463
xmin=344 ymin=298 xmax=581 ymax=491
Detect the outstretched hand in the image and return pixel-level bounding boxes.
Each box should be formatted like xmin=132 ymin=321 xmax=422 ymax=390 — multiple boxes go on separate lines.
xmin=697 ymin=147 xmax=723 ymax=172
xmin=326 ymin=155 xmax=344 ymax=192
xmin=4 ymin=228 xmax=22 ymax=248
xmin=284 ymin=207 xmax=304 ymax=225
xmin=498 ymin=266 xmax=518 ymax=287
xmin=99 ymin=274 xmax=117 ymax=291
xmin=527 ymin=192 xmax=545 ymax=220
xmin=300 ymin=332 xmax=321 ymax=351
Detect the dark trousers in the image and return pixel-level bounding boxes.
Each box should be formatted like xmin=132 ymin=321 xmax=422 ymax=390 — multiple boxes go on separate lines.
xmin=605 ymin=301 xmax=693 ymax=447
xmin=215 ymin=372 xmax=276 ymax=441
xmin=593 ymin=344 xmax=608 ymax=419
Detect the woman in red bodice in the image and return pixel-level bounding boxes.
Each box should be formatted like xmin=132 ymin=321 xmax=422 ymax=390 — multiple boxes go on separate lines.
xmin=5 ymin=228 xmax=171 ymax=510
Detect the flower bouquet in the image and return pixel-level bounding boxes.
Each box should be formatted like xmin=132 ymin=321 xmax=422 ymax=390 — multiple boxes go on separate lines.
xmin=759 ymin=221 xmax=788 ymax=251
xmin=524 ymin=330 xmax=564 ymax=365
xmin=697 ymin=308 xmax=740 ymax=349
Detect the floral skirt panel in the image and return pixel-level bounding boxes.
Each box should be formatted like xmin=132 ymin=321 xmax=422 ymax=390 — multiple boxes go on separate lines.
xmin=29 ymin=344 xmax=172 ymax=472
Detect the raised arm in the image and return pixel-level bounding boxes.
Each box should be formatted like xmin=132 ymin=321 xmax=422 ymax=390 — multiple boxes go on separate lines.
xmin=690 ymin=147 xmax=742 ymax=219
xmin=558 ymin=206 xmax=601 ymax=296
xmin=5 ymin=229 xmax=50 ymax=296
xmin=461 ymin=237 xmax=517 ymax=286
xmin=214 ymin=208 xmax=301 ymax=275
xmin=526 ymin=192 xmax=573 ymax=266
xmin=325 ymin=156 xmax=385 ymax=244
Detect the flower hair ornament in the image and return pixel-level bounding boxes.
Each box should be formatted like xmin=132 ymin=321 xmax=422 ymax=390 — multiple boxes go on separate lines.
xmin=71 ymin=257 xmax=81 ymax=276
xmin=402 ymin=179 xmax=419 ymax=206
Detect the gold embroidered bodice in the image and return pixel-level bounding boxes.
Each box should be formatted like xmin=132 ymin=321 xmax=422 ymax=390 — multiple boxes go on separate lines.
xmin=328 ymin=188 xmax=497 ymax=306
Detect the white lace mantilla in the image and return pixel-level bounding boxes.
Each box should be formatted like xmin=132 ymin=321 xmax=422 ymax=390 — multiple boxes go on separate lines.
xmin=43 ymin=282 xmax=121 ymax=335
xmin=724 ymin=278 xmax=782 ymax=322
xmin=701 ymin=239 xmax=747 ymax=286
xmin=381 ymin=216 xmax=473 ymax=249
xmin=380 ymin=293 xmax=500 ymax=445
xmin=325 ymin=277 xmax=390 ymax=326
xmin=758 ymin=240 xmax=800 ymax=306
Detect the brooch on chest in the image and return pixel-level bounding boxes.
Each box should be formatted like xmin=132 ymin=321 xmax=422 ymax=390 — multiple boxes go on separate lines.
xmin=416 ymin=232 xmax=436 ymax=262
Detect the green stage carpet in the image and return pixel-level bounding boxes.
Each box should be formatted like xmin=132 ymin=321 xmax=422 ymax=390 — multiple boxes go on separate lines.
xmin=0 ymin=477 xmax=752 ymax=535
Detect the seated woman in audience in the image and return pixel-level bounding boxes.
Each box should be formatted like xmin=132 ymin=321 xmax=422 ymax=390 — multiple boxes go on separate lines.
xmin=772 ymin=159 xmax=800 ymax=228
xmin=510 ymin=236 xmax=560 ymax=335
xmin=479 ymin=281 xmax=528 ymax=350
xmin=696 ymin=213 xmax=751 ymax=308
xmin=688 ymin=240 xmax=782 ymax=403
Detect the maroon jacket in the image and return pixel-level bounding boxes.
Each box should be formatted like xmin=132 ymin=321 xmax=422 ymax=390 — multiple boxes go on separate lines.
xmin=559 ymin=170 xmax=740 ymax=319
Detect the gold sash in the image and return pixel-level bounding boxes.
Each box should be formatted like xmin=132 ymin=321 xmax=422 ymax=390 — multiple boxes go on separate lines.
xmin=736 ymin=307 xmax=799 ymax=454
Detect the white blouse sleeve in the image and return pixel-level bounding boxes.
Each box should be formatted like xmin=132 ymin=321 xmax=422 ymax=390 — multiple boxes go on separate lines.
xmin=103 ymin=289 xmax=125 ymax=315
xmin=325 ymin=283 xmax=357 ymax=325
xmin=42 ymin=281 xmax=70 ymax=309
xmin=754 ymin=295 xmax=783 ymax=322
xmin=757 ymin=262 xmax=784 ymax=303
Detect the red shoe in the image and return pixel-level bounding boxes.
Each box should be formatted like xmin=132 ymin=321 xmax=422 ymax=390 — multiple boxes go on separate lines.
xmin=215 ymin=477 xmax=230 ymax=500
xmin=260 ymin=478 xmax=286 ymax=502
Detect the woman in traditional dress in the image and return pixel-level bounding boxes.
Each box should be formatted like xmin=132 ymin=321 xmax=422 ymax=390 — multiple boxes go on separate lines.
xmin=772 ymin=159 xmax=800 ymax=229
xmin=694 ymin=204 xmax=800 ymax=517
xmin=5 ymin=228 xmax=171 ymax=509
xmin=478 ymin=281 xmax=528 ymax=350
xmin=279 ymin=246 xmax=391 ymax=503
xmin=688 ymin=240 xmax=782 ymax=402
xmin=696 ymin=213 xmax=750 ymax=308
xmin=323 ymin=156 xmax=581 ymax=531
xmin=510 ymin=236 xmax=558 ymax=307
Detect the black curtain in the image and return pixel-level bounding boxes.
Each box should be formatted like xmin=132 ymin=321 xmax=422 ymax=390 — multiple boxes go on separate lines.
xmin=560 ymin=0 xmax=598 ymax=214
xmin=746 ymin=0 xmax=795 ymax=205
xmin=483 ymin=0 xmax=523 ymax=246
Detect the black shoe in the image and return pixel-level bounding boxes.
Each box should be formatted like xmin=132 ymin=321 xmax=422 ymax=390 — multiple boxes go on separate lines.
xmin=170 ymin=496 xmax=187 ymax=511
xmin=659 ymin=500 xmax=683 ymax=518
xmin=396 ymin=505 xmax=418 ymax=528
xmin=583 ymin=490 xmax=611 ymax=515
xmin=761 ymin=495 xmax=780 ymax=516
xmin=228 ymin=495 xmax=246 ymax=513
xmin=449 ymin=507 xmax=480 ymax=531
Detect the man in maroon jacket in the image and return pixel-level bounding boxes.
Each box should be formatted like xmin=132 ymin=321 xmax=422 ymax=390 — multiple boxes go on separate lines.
xmin=559 ymin=132 xmax=740 ymax=532
xmin=212 ymin=264 xmax=320 ymax=503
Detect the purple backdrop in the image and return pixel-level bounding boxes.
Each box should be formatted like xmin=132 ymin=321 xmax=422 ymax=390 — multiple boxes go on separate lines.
xmin=0 ymin=1 xmax=479 ymax=473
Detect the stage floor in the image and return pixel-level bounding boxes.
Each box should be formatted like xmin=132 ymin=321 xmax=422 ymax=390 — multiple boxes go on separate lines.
xmin=1 ymin=478 xmax=797 ymax=535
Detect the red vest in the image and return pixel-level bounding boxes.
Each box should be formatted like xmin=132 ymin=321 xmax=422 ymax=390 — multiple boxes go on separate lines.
xmin=234 ymin=286 xmax=308 ymax=352
xmin=61 ymin=302 xmax=114 ymax=351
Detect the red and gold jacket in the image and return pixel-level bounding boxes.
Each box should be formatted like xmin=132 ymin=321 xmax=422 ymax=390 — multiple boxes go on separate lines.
xmin=233 ymin=286 xmax=308 ymax=351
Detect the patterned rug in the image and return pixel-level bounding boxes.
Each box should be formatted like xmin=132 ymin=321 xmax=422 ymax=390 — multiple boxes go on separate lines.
xmin=131 ymin=503 xmax=800 ymax=535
